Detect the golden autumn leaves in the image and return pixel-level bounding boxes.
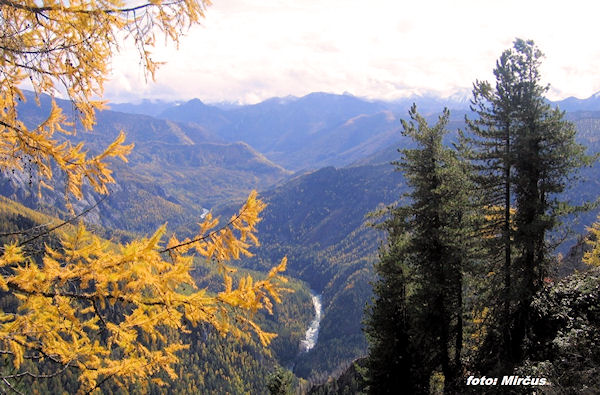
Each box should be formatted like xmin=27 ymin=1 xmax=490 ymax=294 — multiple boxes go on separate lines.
xmin=0 ymin=192 xmax=289 ymax=393
xmin=0 ymin=0 xmax=209 ymax=207
xmin=0 ymin=1 xmax=290 ymax=392
xmin=584 ymin=220 xmax=600 ymax=267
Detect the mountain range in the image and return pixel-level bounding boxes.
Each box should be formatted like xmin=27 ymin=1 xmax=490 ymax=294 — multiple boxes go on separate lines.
xmin=111 ymin=91 xmax=600 ymax=171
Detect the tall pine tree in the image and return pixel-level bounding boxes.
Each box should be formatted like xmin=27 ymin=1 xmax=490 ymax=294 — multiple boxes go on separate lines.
xmin=365 ymin=106 xmax=474 ymax=394
xmin=466 ymin=38 xmax=592 ymax=370
xmin=510 ymin=39 xmax=591 ymax=363
xmin=464 ymin=44 xmax=520 ymax=367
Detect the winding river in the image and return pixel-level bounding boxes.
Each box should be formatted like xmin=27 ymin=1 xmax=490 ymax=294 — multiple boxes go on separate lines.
xmin=299 ymin=291 xmax=322 ymax=353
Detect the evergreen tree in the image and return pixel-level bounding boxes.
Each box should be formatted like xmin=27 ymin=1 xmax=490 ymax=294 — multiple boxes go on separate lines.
xmin=267 ymin=367 xmax=295 ymax=395
xmin=464 ymin=43 xmax=520 ymax=367
xmin=465 ymin=38 xmax=592 ymax=370
xmin=365 ymin=106 xmax=474 ymax=394
xmin=509 ymin=39 xmax=591 ymax=363
xmin=364 ymin=228 xmax=419 ymax=393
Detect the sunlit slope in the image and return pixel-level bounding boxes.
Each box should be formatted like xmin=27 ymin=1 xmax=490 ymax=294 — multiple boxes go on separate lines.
xmin=1 ymin=92 xmax=291 ymax=234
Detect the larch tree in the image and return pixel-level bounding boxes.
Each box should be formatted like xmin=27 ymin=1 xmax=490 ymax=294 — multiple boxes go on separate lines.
xmin=365 ymin=106 xmax=475 ymax=394
xmin=584 ymin=218 xmax=600 ymax=267
xmin=0 ymin=1 xmax=289 ymax=394
xmin=0 ymin=0 xmax=209 ymax=204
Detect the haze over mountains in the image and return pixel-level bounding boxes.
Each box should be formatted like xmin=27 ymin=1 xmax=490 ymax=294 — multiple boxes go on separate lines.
xmin=3 ymin=89 xmax=600 ymax=385
xmin=111 ymin=91 xmax=600 ymax=170
xmin=111 ymin=92 xmax=471 ymax=171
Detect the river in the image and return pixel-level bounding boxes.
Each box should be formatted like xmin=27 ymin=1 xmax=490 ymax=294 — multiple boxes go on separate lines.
xmin=299 ymin=291 xmax=322 ymax=353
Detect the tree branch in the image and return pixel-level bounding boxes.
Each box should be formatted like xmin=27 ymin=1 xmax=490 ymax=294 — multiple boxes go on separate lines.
xmin=0 ymin=193 xmax=107 ymax=240
xmin=0 ymin=360 xmax=72 ymax=380
xmin=1 ymin=377 xmax=24 ymax=395
xmin=7 ymin=282 xmax=173 ymax=307
xmin=159 ymin=208 xmax=246 ymax=254
xmin=0 ymin=0 xmax=186 ymax=15
xmin=13 ymin=194 xmax=107 ymax=247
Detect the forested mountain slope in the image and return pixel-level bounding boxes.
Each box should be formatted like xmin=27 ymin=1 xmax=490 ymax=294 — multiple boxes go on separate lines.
xmin=155 ymin=91 xmax=600 ymax=171
xmin=215 ymin=163 xmax=405 ymax=379
xmin=1 ymin=92 xmax=291 ymax=234
xmin=215 ymin=104 xmax=600 ymax=381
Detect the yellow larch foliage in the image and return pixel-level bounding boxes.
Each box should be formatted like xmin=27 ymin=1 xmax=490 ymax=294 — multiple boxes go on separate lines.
xmin=583 ymin=216 xmax=600 ymax=267
xmin=0 ymin=0 xmax=209 ymax=205
xmin=482 ymin=204 xmax=516 ymax=238
xmin=0 ymin=1 xmax=292 ymax=392
xmin=0 ymin=191 xmax=289 ymax=393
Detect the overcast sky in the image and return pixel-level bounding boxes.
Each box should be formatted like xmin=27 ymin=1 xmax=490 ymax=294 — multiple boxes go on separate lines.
xmin=105 ymin=0 xmax=600 ymax=104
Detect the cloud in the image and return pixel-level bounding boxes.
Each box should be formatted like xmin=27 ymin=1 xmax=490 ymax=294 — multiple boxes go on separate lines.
xmin=104 ymin=0 xmax=600 ymax=103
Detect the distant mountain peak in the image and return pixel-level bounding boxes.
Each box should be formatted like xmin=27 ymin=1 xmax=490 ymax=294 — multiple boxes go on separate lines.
xmin=447 ymin=90 xmax=472 ymax=104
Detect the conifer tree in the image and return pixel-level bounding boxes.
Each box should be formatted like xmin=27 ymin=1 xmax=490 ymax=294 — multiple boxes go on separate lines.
xmin=465 ymin=38 xmax=592 ymax=370
xmin=364 ymin=227 xmax=418 ymax=393
xmin=464 ymin=44 xmax=520 ymax=367
xmin=365 ymin=106 xmax=474 ymax=394
xmin=0 ymin=0 xmax=210 ymax=206
xmin=509 ymin=39 xmax=591 ymax=362
xmin=267 ymin=367 xmax=295 ymax=395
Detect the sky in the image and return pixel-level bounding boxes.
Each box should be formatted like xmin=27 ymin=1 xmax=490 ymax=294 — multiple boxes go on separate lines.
xmin=105 ymin=0 xmax=600 ymax=104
